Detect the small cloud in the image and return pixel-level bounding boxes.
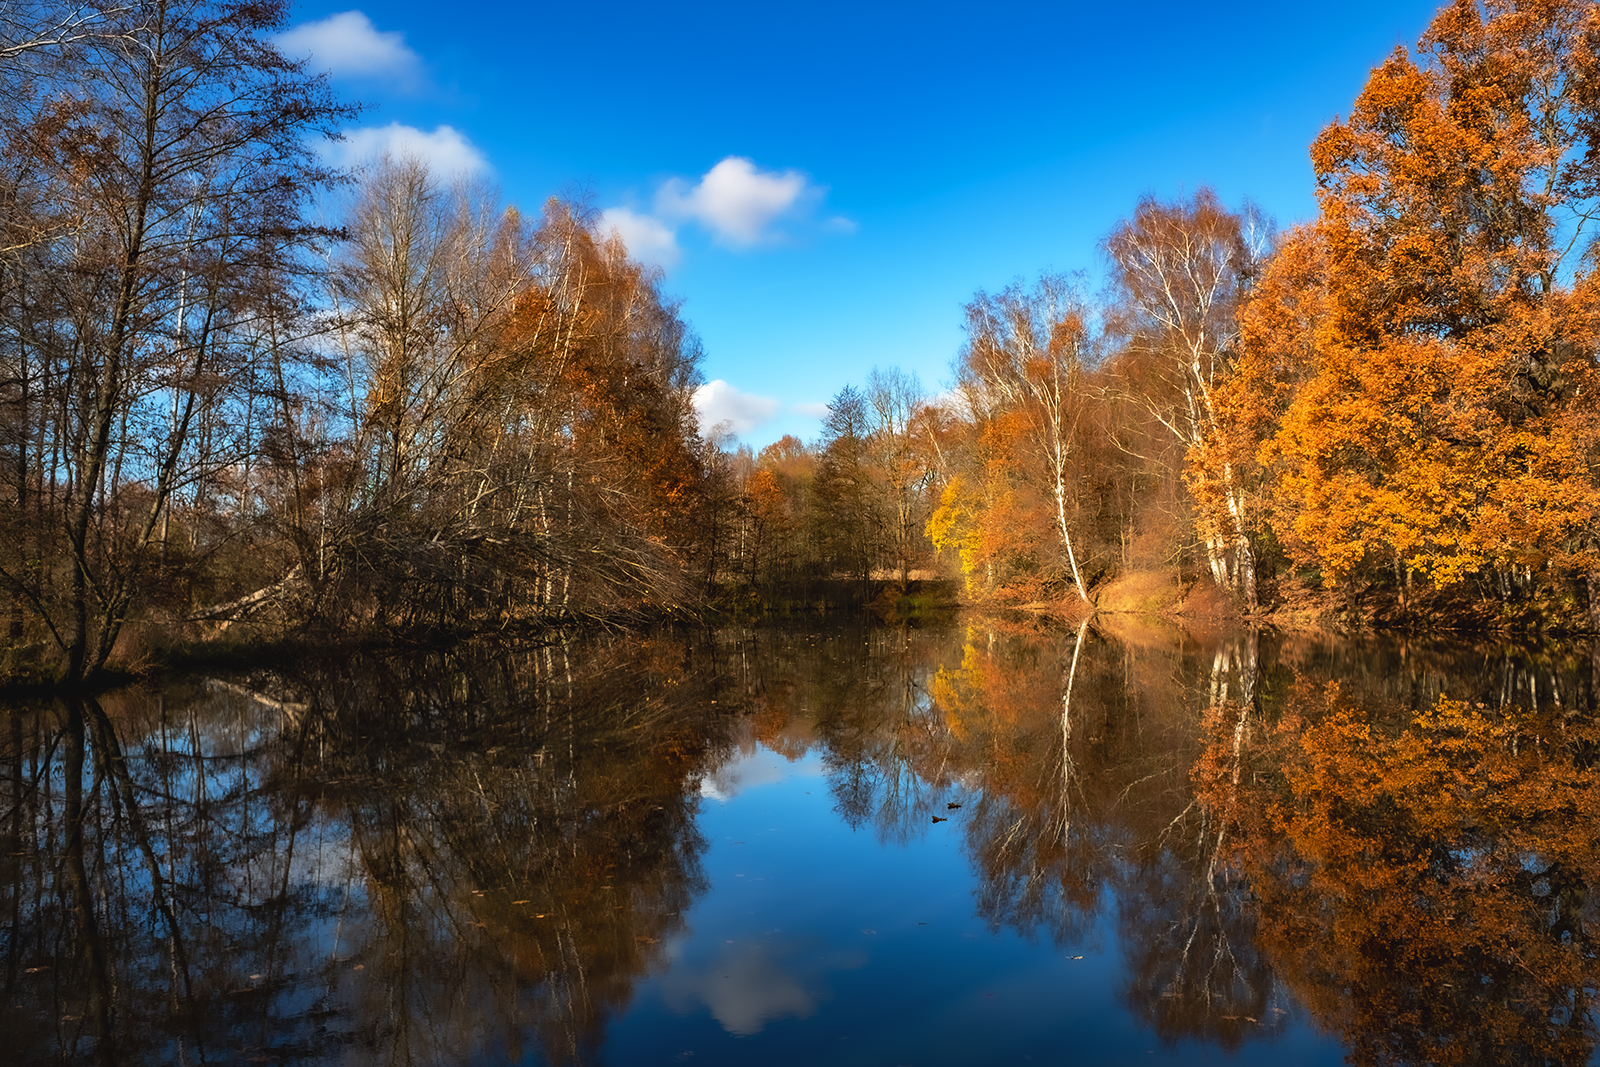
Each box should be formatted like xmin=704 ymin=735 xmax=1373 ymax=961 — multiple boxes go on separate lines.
xmin=658 ymin=938 xmax=867 ymax=1037
xmin=602 ymin=157 xmax=850 ymax=267
xmin=328 ymin=123 xmax=488 ymax=177
xmin=275 ymin=11 xmax=423 ymax=88
xmin=599 ymin=207 xmax=680 ymax=269
xmin=658 ymin=157 xmax=817 ymax=247
xmin=694 ymin=380 xmax=781 ymax=437
xmin=699 ymin=747 xmax=809 ymax=802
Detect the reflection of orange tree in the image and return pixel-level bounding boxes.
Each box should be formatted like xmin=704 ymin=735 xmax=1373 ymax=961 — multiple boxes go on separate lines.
xmin=1203 ymin=684 xmax=1600 ymax=1066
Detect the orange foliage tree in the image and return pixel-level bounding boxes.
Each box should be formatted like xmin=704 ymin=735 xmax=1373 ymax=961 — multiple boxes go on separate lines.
xmin=1239 ymin=0 xmax=1600 ymax=610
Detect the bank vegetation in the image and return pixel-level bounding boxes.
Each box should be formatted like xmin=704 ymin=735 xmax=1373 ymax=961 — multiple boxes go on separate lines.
xmin=4 ymin=0 xmax=1600 ymax=687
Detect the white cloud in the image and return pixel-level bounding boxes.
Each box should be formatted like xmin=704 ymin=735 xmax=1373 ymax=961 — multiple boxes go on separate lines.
xmin=694 ymin=380 xmax=781 ymax=437
xmin=275 ymin=11 xmax=423 ymax=87
xmin=599 ymin=156 xmax=851 ymax=269
xmin=328 ymin=123 xmax=488 ymax=178
xmin=599 ymin=207 xmax=680 ymax=269
xmin=657 ymin=157 xmax=814 ymax=246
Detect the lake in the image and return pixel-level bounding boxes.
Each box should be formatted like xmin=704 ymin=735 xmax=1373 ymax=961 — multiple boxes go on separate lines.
xmin=3 ymin=619 xmax=1598 ymax=1065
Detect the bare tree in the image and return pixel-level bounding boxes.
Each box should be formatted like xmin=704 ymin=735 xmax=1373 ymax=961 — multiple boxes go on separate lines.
xmin=865 ymin=366 xmax=934 ymax=588
xmin=0 ymin=0 xmax=349 ymax=682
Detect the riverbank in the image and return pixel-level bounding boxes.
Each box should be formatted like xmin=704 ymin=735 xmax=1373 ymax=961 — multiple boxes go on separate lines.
xmin=1018 ymin=567 xmax=1600 ymax=636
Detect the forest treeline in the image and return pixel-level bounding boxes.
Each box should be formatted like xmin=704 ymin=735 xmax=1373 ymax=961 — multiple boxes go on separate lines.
xmin=711 ymin=0 xmax=1600 ymax=633
xmin=4 ymin=0 xmax=1600 ymax=686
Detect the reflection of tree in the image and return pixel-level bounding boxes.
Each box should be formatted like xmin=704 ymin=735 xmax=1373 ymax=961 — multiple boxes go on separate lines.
xmin=1205 ymin=682 xmax=1600 ymax=1066
xmin=1119 ymin=687 xmax=1286 ymax=1050
xmin=0 ymin=633 xmax=738 ymax=1065
xmin=6 ymin=623 xmax=1598 ymax=1063
xmin=769 ymin=626 xmax=960 ymax=844
xmin=927 ymin=621 xmax=1234 ymax=948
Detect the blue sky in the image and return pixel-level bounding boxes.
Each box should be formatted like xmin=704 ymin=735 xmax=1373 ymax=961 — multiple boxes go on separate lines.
xmin=280 ymin=0 xmax=1443 ymax=449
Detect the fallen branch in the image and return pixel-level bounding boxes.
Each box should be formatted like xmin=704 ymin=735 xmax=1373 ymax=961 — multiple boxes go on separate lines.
xmin=185 ymin=565 xmax=303 ymax=625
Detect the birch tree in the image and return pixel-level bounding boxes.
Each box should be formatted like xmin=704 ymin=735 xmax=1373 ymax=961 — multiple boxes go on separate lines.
xmin=1105 ymin=191 xmax=1270 ymax=611
xmin=953 ymin=272 xmax=1096 ymax=603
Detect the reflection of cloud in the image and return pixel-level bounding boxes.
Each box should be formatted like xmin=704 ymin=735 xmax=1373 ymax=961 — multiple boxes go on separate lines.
xmin=700 ymin=743 xmax=810 ymax=802
xmin=661 ymin=939 xmax=866 ymax=1036
xmin=328 ymin=123 xmax=489 ymax=177
xmin=275 ymin=11 xmax=424 ymax=88
xmin=599 ymin=207 xmax=680 ymax=268
xmin=693 ymin=380 xmax=781 ymax=437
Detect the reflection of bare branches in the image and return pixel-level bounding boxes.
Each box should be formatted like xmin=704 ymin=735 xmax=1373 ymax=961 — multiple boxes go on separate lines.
xmin=1119 ymin=692 xmax=1280 ymax=1049
xmin=0 ymin=633 xmax=738 ymax=1066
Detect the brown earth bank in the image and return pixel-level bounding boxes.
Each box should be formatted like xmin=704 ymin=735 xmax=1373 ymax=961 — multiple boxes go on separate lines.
xmin=999 ymin=568 xmax=1600 ymax=637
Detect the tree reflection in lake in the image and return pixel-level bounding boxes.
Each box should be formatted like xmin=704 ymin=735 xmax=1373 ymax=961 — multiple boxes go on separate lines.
xmin=1 ymin=634 xmax=740 ymax=1065
xmin=1199 ymin=649 xmax=1600 ymax=1066
xmin=2 ymin=624 xmax=1599 ymax=1065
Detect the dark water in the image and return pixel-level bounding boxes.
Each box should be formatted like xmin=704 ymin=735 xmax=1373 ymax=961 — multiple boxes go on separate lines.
xmin=4 ymin=620 xmax=1600 ymax=1065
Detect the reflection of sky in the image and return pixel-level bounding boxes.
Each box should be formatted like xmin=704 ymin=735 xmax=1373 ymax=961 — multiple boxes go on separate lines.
xmin=609 ymin=740 xmax=1348 ymax=1066
xmin=698 ymin=743 xmax=822 ymax=802
xmin=658 ymin=937 xmax=866 ymax=1035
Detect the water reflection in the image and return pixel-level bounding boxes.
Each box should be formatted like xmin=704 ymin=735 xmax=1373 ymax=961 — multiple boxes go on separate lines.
xmin=1200 ymin=675 xmax=1600 ymax=1065
xmin=2 ymin=635 xmax=737 ymax=1065
xmin=2 ymin=624 xmax=1598 ymax=1064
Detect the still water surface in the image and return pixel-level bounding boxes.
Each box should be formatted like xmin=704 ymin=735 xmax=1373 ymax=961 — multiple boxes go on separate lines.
xmin=3 ymin=620 xmax=1598 ymax=1064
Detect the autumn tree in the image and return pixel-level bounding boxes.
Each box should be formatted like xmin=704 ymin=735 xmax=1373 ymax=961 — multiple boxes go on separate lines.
xmin=932 ymin=273 xmax=1098 ymax=602
xmin=317 ymin=175 xmax=707 ymax=627
xmin=0 ymin=0 xmax=349 ymax=683
xmin=1242 ymin=0 xmax=1600 ymax=616
xmin=745 ymin=433 xmax=816 ymax=588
